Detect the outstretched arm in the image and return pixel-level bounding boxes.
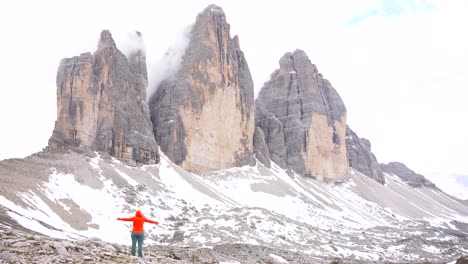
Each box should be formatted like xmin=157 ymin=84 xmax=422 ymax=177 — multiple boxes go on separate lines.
xmin=145 ymin=218 xmax=159 ymax=224
xmin=117 ymin=217 xmax=134 ymax=221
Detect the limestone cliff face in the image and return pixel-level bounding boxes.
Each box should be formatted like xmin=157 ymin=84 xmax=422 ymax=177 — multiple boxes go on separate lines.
xmin=255 ymin=50 xmax=348 ymax=180
xmin=49 ymin=30 xmax=159 ymax=165
xmin=381 ymin=162 xmax=437 ymax=188
xmin=345 ymin=126 xmax=384 ymax=184
xmin=149 ymin=5 xmax=255 ymax=173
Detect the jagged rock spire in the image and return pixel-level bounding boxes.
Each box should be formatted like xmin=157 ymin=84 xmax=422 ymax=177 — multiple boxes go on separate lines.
xmin=49 ymin=30 xmax=159 ymax=165
xmin=149 ymin=5 xmax=255 ymax=172
xmin=97 ymin=30 xmax=116 ymax=49
xmin=255 ymin=49 xmax=348 ymax=180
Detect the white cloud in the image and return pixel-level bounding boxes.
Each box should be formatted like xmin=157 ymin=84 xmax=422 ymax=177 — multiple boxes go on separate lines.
xmin=114 ymin=31 xmax=146 ymax=59
xmin=147 ymin=24 xmax=192 ymax=101
xmin=312 ymin=1 xmax=468 ymax=176
xmin=425 ymin=173 xmax=468 ymax=200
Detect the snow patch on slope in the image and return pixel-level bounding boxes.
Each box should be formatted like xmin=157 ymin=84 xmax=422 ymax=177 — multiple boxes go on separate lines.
xmin=0 ymin=152 xmax=467 ymax=262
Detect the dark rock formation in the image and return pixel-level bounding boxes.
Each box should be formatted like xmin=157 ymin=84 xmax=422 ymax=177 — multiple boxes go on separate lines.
xmin=128 ymin=31 xmax=148 ymax=101
xmin=255 ymin=106 xmax=287 ymax=169
xmin=456 ymin=255 xmax=468 ymax=264
xmin=48 ymin=30 xmax=159 ymax=165
xmin=381 ymin=162 xmax=437 ymax=188
xmin=345 ymin=126 xmax=384 ymax=184
xmin=255 ymin=49 xmax=348 ymax=180
xmin=253 ymin=127 xmax=271 ymax=168
xmin=149 ymin=5 xmax=255 ymax=172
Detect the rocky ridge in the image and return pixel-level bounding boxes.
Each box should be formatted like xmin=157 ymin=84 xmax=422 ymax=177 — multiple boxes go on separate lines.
xmin=255 ymin=49 xmax=348 ymax=181
xmin=48 ymin=30 xmax=159 ymax=165
xmin=149 ymin=4 xmax=255 ymax=173
xmin=381 ymin=162 xmax=437 ymax=188
xmin=345 ymin=126 xmax=385 ymax=184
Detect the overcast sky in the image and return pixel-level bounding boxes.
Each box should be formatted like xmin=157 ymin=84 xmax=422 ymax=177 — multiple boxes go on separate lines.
xmin=0 ymin=0 xmax=467 ymax=198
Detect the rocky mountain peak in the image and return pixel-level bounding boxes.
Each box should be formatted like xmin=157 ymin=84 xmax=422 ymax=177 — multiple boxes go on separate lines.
xmin=255 ymin=50 xmax=349 ymax=180
xmin=278 ymin=49 xmax=316 ymax=75
xmin=201 ymin=4 xmax=225 ymax=15
xmin=48 ymin=30 xmax=158 ymax=165
xmin=194 ymin=4 xmax=228 ymax=35
xmin=381 ymin=162 xmax=437 ymax=188
xmin=232 ymin=35 xmax=240 ymax=50
xmin=97 ymin=30 xmax=117 ymax=50
xmin=149 ymin=5 xmax=255 ymax=172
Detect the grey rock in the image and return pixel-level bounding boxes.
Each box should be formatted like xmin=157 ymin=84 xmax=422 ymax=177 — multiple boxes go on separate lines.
xmin=168 ymin=230 xmax=185 ymax=243
xmin=0 ymin=252 xmax=21 ymax=263
xmin=41 ymin=242 xmax=52 ymax=251
xmin=150 ymin=5 xmax=255 ymax=173
xmin=381 ymin=162 xmax=437 ymax=188
xmin=0 ymin=240 xmax=10 ymax=248
xmin=12 ymin=241 xmax=31 ymax=247
xmin=52 ymin=243 xmax=69 ymax=256
xmin=345 ymin=126 xmax=385 ymax=184
xmin=128 ymin=31 xmax=148 ymax=101
xmin=255 ymin=104 xmax=287 ymax=169
xmin=48 ymin=30 xmax=159 ymax=165
xmin=182 ymin=248 xmax=218 ymax=263
xmin=103 ymin=244 xmax=116 ymax=252
xmin=255 ymin=49 xmax=348 ymax=180
xmin=253 ymin=126 xmax=271 ymax=168
xmin=97 ymin=30 xmax=117 ymax=49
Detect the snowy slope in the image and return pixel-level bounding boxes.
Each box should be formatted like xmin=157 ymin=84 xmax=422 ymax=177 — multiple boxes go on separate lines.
xmin=0 ymin=151 xmax=467 ymax=262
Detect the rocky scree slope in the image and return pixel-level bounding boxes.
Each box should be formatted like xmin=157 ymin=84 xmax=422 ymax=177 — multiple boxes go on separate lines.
xmin=1 ymin=151 xmax=468 ymax=263
xmin=0 ymin=224 xmax=347 ymax=264
xmin=3 ymin=224 xmax=467 ymax=264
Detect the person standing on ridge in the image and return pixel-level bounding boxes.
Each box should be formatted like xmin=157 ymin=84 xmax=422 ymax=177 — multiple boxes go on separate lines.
xmin=117 ymin=210 xmax=158 ymax=257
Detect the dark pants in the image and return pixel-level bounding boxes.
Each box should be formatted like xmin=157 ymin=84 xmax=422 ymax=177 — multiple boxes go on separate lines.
xmin=131 ymin=232 xmax=144 ymax=257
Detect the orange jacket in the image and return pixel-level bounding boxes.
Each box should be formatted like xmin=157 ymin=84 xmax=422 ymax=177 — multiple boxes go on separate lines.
xmin=117 ymin=210 xmax=158 ymax=233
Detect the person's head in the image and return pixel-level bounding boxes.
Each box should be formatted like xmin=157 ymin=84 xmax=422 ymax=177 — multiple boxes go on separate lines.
xmin=135 ymin=210 xmax=142 ymax=217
